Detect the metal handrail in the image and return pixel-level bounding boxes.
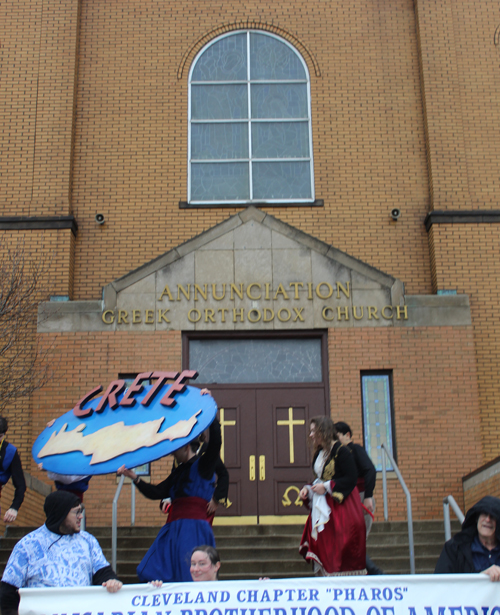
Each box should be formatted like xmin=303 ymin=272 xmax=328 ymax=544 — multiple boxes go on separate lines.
xmin=111 ymin=476 xmax=137 ymax=571
xmin=381 ymin=443 xmax=415 ymax=574
xmin=443 ymin=495 xmax=464 ymax=541
xmin=112 ymin=475 xmax=125 ymax=571
xmin=131 ymin=480 xmax=136 ymax=526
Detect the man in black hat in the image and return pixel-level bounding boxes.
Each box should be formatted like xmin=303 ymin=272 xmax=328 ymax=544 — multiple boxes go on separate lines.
xmin=0 ymin=490 xmax=122 ymax=615
xmin=435 ymin=495 xmax=500 ymax=581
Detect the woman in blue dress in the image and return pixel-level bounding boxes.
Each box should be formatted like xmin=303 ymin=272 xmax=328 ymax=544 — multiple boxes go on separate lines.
xmin=117 ymin=417 xmax=221 ymax=582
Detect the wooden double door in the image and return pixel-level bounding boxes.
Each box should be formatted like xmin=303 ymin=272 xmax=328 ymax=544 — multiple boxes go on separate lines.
xmin=210 ymin=385 xmax=327 ymax=521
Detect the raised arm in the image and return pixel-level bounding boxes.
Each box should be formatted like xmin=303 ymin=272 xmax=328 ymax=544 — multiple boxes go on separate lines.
xmin=198 ymin=419 xmax=222 ymax=479
xmin=213 ymin=457 xmax=229 ymax=503
xmin=117 ymin=465 xmax=174 ymax=500
xmin=4 ymin=451 xmax=26 ymax=522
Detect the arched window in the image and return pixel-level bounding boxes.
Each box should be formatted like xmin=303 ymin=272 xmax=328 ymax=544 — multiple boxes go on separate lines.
xmin=188 ymin=31 xmax=314 ymax=205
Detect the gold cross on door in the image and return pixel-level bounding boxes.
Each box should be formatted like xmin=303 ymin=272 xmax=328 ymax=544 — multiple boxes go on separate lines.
xmin=277 ymin=407 xmax=305 ymax=464
xmin=219 ymin=407 xmax=236 ymax=463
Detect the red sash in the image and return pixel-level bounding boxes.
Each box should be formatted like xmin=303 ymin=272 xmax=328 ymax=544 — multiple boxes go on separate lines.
xmin=167 ymin=497 xmax=209 ymax=523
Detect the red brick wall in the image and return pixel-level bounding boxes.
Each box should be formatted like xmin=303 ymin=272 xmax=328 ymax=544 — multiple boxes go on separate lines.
xmin=2 ymin=0 xmax=500 ymax=527
xmin=463 ymin=458 xmax=500 ymax=511
xmin=327 ymin=325 xmax=481 ymax=521
xmin=24 ymin=326 xmax=479 ymax=525
xmin=0 ymin=0 xmax=80 ymax=216
xmin=415 ymin=0 xmax=500 ymax=212
xmin=430 ymin=224 xmax=500 ymax=463
xmin=464 ymin=477 xmax=500 ymax=512
xmin=70 ymin=0 xmax=431 ymax=300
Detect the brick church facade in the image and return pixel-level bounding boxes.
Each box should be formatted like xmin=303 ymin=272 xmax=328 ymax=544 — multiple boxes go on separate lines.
xmin=1 ymin=0 xmax=499 ymax=528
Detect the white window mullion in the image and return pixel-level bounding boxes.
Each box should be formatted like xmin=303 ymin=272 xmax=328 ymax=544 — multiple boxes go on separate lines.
xmin=188 ymin=63 xmax=192 ymax=203
xmin=306 ymin=67 xmax=314 ymax=202
xmin=191 ymin=158 xmax=250 ymax=164
xmin=247 ymin=32 xmax=253 ymax=201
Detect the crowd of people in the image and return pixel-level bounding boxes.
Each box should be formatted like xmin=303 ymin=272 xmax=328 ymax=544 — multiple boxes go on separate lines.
xmin=0 ymin=403 xmax=498 ymax=614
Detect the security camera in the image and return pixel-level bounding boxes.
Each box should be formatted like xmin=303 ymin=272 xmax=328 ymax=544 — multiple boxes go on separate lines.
xmin=390 ymin=208 xmax=401 ymax=221
xmin=95 ymin=214 xmax=105 ymax=225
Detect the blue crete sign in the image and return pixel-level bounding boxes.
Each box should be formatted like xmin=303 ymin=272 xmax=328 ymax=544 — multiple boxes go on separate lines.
xmin=32 ymin=371 xmax=217 ymax=475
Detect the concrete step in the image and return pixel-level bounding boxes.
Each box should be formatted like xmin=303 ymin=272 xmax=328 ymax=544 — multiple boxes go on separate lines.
xmin=3 ymin=522 xmax=452 ymax=540
xmin=368 ymin=520 xmax=459 ymax=533
xmin=92 ymin=534 xmax=306 ymax=549
xmin=0 ymin=519 xmax=459 ymax=581
xmin=367 ymin=532 xmax=446 ymax=546
xmin=215 ymin=525 xmax=305 ymax=536
xmin=115 ymin=570 xmax=315 ymax=584
xmin=117 ymin=557 xmax=311 ymax=576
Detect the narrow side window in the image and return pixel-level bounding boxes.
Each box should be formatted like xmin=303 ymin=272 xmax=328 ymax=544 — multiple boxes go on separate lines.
xmin=361 ymin=371 xmax=396 ymax=472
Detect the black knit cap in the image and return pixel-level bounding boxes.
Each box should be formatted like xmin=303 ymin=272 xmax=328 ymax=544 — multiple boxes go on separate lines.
xmin=44 ymin=490 xmax=81 ymax=534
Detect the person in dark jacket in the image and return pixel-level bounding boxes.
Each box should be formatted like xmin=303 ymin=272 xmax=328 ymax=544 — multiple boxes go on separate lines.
xmin=334 ymin=422 xmax=376 ymax=524
xmin=335 ymin=421 xmax=383 ymax=575
xmin=299 ymin=416 xmax=366 ymax=575
xmin=435 ymin=495 xmax=500 ymax=581
xmin=162 ymin=429 xmax=229 ymax=524
xmin=0 ymin=416 xmax=26 ymax=523
xmin=196 ymin=430 xmax=229 ymax=518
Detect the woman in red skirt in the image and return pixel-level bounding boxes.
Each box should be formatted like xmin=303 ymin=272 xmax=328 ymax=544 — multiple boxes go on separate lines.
xmin=299 ymin=416 xmax=366 ymax=575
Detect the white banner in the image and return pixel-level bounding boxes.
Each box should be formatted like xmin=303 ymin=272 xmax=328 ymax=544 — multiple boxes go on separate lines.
xmin=19 ymin=575 xmax=500 ymax=615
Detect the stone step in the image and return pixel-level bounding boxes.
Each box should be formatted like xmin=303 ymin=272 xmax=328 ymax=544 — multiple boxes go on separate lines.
xmin=94 ymin=537 xmax=447 ymax=556
xmin=214 ymin=535 xmax=302 ymax=547
xmin=116 ymin=570 xmax=315 ymax=584
xmin=0 ymin=519 xmax=458 ymax=581
xmin=367 ymin=532 xmax=446 ymax=546
xmin=2 ymin=519 xmax=459 ymax=538
xmin=108 ymin=546 xmax=307 ymax=561
xmin=117 ymin=558 xmax=312 ymax=576
xmin=116 ymin=556 xmax=434 ymax=579
xmin=84 ymin=534 xmax=303 ymax=549
xmin=214 ymin=525 xmax=306 ymax=536
xmin=96 ymin=546 xmax=443 ymax=568
xmin=220 ymin=571 xmax=314 ymax=581
xmin=368 ymin=520 xmax=460 ymax=533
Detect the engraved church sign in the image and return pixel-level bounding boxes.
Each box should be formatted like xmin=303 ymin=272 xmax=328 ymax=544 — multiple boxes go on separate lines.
xmin=37 ymin=208 xmax=471 ymax=333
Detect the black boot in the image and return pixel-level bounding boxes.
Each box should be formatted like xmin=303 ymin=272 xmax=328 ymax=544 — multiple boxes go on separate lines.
xmin=366 ymin=554 xmax=384 ymax=575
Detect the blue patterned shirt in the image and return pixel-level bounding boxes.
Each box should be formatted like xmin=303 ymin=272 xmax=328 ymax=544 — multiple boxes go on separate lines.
xmin=1 ymin=525 xmax=109 ymax=588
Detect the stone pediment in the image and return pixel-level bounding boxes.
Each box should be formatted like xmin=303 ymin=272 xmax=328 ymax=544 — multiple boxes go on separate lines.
xmin=38 ymin=208 xmax=471 ymax=332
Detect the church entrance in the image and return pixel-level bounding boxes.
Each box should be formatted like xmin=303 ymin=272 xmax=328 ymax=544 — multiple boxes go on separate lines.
xmin=211 ymin=384 xmax=327 ymax=521
xmin=184 ymin=332 xmax=329 ymax=523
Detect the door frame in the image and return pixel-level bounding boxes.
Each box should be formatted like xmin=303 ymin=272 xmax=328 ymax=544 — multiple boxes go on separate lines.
xmin=182 ymin=330 xmax=331 ymax=524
